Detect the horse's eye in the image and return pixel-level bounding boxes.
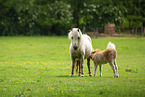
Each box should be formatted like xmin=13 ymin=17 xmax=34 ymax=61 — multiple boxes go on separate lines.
xmin=71 ymin=37 xmax=73 ymax=39
xmin=78 ymin=37 xmax=80 ymax=40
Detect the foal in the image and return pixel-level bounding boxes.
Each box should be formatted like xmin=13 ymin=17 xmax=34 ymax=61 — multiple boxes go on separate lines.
xmin=90 ymin=49 xmax=119 ymax=78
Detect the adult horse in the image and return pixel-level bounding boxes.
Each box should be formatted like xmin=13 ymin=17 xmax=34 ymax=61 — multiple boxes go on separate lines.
xmin=68 ymin=28 xmax=93 ymax=77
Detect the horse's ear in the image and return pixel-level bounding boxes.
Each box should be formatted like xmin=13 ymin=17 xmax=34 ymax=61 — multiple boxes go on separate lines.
xmin=77 ymin=28 xmax=82 ymax=36
xmin=77 ymin=28 xmax=80 ymax=32
xmin=77 ymin=28 xmax=81 ymax=33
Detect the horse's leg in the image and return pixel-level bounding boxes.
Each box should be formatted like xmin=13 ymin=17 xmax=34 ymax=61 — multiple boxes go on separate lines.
xmin=87 ymin=58 xmax=92 ymax=76
xmin=69 ymin=59 xmax=75 ymax=77
xmin=77 ymin=60 xmax=81 ymax=76
xmin=80 ymin=56 xmax=84 ymax=77
xmin=75 ymin=60 xmax=78 ymax=74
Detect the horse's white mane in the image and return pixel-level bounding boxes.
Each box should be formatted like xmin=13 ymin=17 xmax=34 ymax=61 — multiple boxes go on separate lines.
xmin=68 ymin=30 xmax=72 ymax=39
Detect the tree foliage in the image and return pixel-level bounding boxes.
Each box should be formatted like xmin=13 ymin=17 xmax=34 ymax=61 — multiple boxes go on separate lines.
xmin=0 ymin=0 xmax=144 ymax=36
xmin=0 ymin=0 xmax=40 ymax=35
xmin=122 ymin=0 xmax=145 ymax=28
xmin=0 ymin=0 xmax=72 ymax=36
xmin=81 ymin=0 xmax=124 ymax=30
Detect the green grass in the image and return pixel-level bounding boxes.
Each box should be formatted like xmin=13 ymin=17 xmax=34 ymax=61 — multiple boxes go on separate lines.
xmin=0 ymin=36 xmax=145 ymax=97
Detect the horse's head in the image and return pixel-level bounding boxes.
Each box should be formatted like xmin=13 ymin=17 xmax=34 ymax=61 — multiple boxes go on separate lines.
xmin=68 ymin=28 xmax=82 ymax=50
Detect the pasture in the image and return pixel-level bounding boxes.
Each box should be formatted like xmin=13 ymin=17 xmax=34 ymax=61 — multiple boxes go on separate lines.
xmin=0 ymin=36 xmax=145 ymax=97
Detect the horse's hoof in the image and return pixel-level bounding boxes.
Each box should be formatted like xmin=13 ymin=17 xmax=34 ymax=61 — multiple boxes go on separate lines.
xmin=114 ymin=74 xmax=119 ymax=78
xmin=116 ymin=74 xmax=119 ymax=78
xmin=113 ymin=75 xmax=117 ymax=78
xmin=93 ymin=75 xmax=95 ymax=77
xmin=80 ymin=75 xmax=84 ymax=77
xmin=78 ymin=73 xmax=81 ymax=76
xmin=89 ymin=74 xmax=92 ymax=77
xmin=69 ymin=74 xmax=73 ymax=77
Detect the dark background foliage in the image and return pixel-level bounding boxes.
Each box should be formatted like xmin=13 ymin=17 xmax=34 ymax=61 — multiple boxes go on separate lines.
xmin=0 ymin=0 xmax=145 ymax=36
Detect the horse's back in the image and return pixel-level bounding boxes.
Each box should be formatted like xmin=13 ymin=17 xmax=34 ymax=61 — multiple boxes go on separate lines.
xmin=82 ymin=34 xmax=93 ymax=58
xmin=82 ymin=34 xmax=92 ymax=43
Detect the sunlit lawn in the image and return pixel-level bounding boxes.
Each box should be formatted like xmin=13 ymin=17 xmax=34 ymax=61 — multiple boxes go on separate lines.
xmin=0 ymin=36 xmax=145 ymax=97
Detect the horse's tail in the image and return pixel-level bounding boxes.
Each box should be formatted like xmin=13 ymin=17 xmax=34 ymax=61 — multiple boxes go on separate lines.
xmin=87 ymin=36 xmax=92 ymax=43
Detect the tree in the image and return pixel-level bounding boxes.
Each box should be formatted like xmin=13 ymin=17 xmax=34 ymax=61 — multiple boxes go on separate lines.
xmin=0 ymin=0 xmax=72 ymax=35
xmin=39 ymin=1 xmax=73 ymax=35
xmin=0 ymin=0 xmax=145 ymax=35
xmin=140 ymin=0 xmax=145 ymax=27
xmin=78 ymin=0 xmax=125 ymax=31
xmin=69 ymin=0 xmax=85 ymax=28
xmin=0 ymin=0 xmax=40 ymax=35
xmin=122 ymin=0 xmax=144 ymax=28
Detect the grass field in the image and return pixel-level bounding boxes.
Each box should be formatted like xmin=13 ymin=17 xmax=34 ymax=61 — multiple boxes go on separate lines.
xmin=0 ymin=36 xmax=145 ymax=97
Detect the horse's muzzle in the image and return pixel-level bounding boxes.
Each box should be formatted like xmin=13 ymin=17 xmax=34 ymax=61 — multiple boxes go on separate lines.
xmin=73 ymin=46 xmax=78 ymax=50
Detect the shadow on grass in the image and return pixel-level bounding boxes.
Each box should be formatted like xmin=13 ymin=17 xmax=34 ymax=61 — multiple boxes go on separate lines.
xmin=56 ymin=75 xmax=114 ymax=78
xmin=57 ymin=75 xmax=81 ymax=78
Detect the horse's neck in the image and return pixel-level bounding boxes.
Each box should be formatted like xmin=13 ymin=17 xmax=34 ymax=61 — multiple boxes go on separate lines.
xmin=78 ymin=37 xmax=83 ymax=50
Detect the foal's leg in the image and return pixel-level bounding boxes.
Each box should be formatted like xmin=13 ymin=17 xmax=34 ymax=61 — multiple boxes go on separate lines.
xmin=99 ymin=65 xmax=102 ymax=77
xmin=93 ymin=62 xmax=98 ymax=77
xmin=87 ymin=58 xmax=92 ymax=76
xmin=109 ymin=62 xmax=116 ymax=78
xmin=69 ymin=59 xmax=75 ymax=77
xmin=114 ymin=59 xmax=119 ymax=77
